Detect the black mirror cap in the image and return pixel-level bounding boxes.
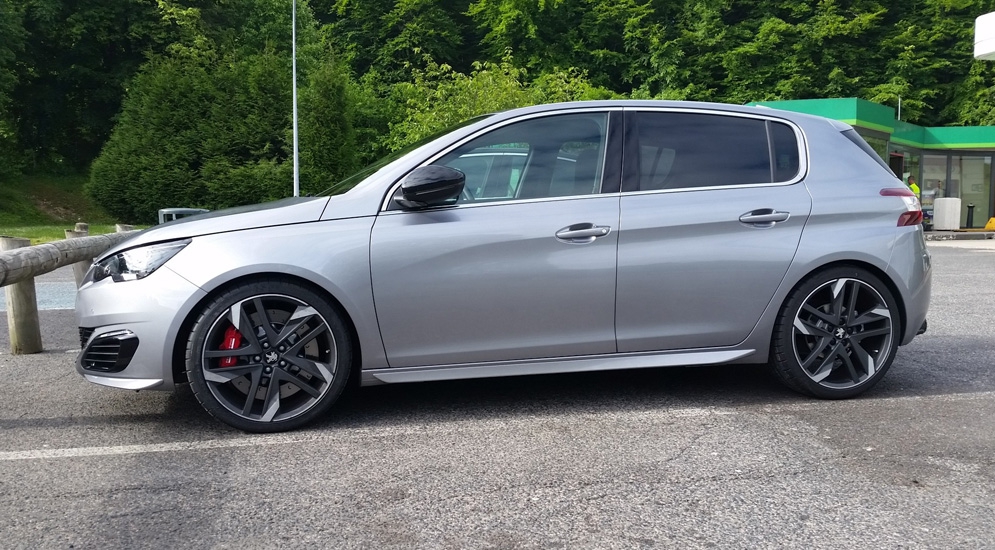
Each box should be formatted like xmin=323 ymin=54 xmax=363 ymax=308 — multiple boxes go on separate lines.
xmin=396 ymin=165 xmax=465 ymax=209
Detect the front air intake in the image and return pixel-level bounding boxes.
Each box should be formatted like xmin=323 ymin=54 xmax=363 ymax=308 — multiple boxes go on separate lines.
xmin=80 ymin=330 xmax=139 ymax=373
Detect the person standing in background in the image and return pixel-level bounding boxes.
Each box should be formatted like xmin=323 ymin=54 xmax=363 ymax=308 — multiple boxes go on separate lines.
xmin=907 ymin=175 xmax=920 ymax=198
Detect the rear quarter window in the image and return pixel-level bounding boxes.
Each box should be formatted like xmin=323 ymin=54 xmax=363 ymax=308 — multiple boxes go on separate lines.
xmin=841 ymin=129 xmax=895 ymax=176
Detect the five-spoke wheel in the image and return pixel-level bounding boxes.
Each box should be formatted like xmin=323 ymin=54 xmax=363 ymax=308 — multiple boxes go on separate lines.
xmin=771 ymin=267 xmax=899 ymax=398
xmin=186 ymin=280 xmax=352 ymax=432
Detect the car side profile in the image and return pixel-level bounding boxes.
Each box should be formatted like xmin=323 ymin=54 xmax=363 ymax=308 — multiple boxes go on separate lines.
xmin=76 ymin=100 xmax=931 ymax=432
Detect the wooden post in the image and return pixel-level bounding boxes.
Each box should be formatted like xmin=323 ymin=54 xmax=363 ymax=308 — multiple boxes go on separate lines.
xmin=1 ymin=236 xmax=43 ymax=354
xmin=65 ymin=224 xmax=90 ymax=288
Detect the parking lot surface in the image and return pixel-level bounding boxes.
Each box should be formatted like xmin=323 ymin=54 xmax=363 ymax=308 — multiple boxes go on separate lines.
xmin=1 ymin=241 xmax=993 ymax=548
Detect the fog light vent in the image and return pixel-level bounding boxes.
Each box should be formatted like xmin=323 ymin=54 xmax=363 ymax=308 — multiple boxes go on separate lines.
xmin=79 ymin=327 xmax=95 ymax=350
xmin=81 ymin=330 xmax=139 ymax=373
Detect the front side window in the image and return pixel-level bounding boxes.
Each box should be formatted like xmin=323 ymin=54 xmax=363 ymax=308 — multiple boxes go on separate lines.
xmin=435 ymin=113 xmax=609 ymax=203
xmin=630 ymin=112 xmax=800 ymax=191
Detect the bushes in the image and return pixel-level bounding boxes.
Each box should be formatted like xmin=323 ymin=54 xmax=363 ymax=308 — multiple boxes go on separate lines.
xmin=87 ymin=0 xmax=358 ymax=224
xmin=88 ymin=47 xmax=357 ymax=223
xmin=88 ymin=57 xmax=212 ymax=224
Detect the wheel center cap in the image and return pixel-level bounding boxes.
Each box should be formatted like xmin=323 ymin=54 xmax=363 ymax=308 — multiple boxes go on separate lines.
xmin=264 ymin=351 xmax=280 ymax=364
xmin=835 ymin=327 xmax=847 ymax=340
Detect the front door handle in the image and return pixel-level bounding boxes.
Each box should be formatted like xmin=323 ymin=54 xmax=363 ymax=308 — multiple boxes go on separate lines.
xmin=739 ymin=209 xmax=790 ymax=226
xmin=555 ymin=223 xmax=611 ymax=243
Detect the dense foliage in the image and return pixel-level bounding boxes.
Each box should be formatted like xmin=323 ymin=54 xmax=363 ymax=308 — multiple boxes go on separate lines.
xmin=3 ymin=0 xmax=995 ymax=222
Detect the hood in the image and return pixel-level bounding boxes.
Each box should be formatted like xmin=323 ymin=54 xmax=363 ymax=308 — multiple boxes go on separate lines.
xmin=101 ymin=196 xmax=331 ymax=258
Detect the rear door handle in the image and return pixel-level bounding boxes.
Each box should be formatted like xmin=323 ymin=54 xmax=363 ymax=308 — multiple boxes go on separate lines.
xmin=555 ymin=223 xmax=611 ymax=242
xmin=739 ymin=209 xmax=790 ymax=226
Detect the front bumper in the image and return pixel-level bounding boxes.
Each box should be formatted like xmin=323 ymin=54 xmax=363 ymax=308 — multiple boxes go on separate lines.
xmin=76 ymin=265 xmax=207 ymax=391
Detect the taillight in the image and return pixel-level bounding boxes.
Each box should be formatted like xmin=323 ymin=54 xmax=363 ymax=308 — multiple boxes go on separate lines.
xmin=881 ymin=188 xmax=923 ymax=226
xmin=898 ymin=210 xmax=924 ymax=226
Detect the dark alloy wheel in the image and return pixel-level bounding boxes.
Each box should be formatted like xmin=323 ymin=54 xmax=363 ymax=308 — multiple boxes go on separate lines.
xmin=771 ymin=266 xmax=900 ymax=399
xmin=186 ymin=280 xmax=352 ymax=432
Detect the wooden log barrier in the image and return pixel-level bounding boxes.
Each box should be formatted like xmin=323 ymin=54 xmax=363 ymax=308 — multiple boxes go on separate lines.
xmin=64 ymin=222 xmax=90 ymax=288
xmin=0 ymin=230 xmax=136 ymax=289
xmin=1 ymin=237 xmax=42 ymax=354
xmin=0 ymin=229 xmax=137 ymax=354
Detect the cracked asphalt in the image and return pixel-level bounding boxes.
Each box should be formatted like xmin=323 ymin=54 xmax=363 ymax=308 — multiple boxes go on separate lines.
xmin=0 ymin=241 xmax=993 ymax=549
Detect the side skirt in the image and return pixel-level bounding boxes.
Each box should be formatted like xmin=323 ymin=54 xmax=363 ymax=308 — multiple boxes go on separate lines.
xmin=361 ymin=348 xmax=756 ymax=385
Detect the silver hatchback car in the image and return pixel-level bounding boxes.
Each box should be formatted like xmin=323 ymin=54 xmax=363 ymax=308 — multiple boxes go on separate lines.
xmin=76 ymin=101 xmax=931 ymax=432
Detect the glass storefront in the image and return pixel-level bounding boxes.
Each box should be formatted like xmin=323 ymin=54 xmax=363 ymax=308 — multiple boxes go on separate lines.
xmin=921 ymin=154 xmax=948 ymax=225
xmin=887 ymin=149 xmax=993 ymax=229
xmin=952 ymin=155 xmax=992 ymax=228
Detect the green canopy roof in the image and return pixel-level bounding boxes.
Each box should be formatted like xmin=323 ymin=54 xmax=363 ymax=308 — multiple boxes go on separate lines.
xmin=749 ymin=98 xmax=995 ymax=150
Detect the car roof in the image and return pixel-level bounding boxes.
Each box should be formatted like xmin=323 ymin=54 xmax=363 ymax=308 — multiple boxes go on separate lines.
xmin=485 ymin=100 xmax=838 ymax=128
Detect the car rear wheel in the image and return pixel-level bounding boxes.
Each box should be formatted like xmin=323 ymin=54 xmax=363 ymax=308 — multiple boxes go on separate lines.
xmin=770 ymin=266 xmax=899 ymax=399
xmin=186 ymin=280 xmax=352 ymax=432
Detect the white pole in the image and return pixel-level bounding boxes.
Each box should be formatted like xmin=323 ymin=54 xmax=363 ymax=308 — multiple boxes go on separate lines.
xmin=291 ymin=0 xmax=300 ymax=197
xmin=897 ymin=95 xmax=901 ymax=121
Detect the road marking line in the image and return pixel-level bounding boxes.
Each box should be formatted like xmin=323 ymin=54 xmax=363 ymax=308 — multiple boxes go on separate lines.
xmin=0 ymin=434 xmax=311 ymax=461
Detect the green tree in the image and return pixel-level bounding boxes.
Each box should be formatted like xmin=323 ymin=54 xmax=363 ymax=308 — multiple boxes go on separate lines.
xmin=297 ymin=57 xmax=357 ymax=195
xmin=385 ymin=54 xmax=612 ymax=150
xmin=466 ymin=0 xmax=667 ymax=93
xmin=11 ymin=0 xmax=172 ymax=171
xmin=319 ymin=0 xmax=473 ymax=81
xmin=0 ymin=0 xmax=26 ymax=179
xmin=89 ymin=0 xmax=358 ymax=223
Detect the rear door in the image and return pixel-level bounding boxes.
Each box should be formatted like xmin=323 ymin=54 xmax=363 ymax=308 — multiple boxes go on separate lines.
xmin=615 ymin=109 xmax=812 ymax=352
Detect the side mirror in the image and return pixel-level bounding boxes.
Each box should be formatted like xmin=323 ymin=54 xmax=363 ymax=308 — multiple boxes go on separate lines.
xmin=395 ymin=165 xmax=465 ymax=210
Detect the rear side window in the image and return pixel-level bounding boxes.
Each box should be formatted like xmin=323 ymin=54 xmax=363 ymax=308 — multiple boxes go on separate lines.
xmin=631 ymin=112 xmax=801 ymax=191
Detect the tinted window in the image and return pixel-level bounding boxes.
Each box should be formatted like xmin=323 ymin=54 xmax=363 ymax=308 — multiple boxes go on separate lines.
xmin=770 ymin=121 xmax=801 ymax=182
xmin=633 ymin=112 xmax=799 ymax=190
xmin=435 ymin=113 xmax=608 ymax=203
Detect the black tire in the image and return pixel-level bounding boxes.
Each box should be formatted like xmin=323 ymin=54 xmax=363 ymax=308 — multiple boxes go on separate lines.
xmin=770 ymin=266 xmax=900 ymax=399
xmin=186 ymin=280 xmax=352 ymax=432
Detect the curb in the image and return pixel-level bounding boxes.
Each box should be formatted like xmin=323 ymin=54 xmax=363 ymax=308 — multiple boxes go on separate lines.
xmin=924 ymin=230 xmax=995 ymax=241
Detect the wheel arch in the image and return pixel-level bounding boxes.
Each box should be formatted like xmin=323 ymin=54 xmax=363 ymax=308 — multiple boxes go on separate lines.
xmin=170 ymin=272 xmax=363 ymax=388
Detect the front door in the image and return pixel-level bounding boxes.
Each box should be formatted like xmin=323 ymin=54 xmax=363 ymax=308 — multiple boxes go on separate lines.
xmin=370 ymin=111 xmax=621 ymax=368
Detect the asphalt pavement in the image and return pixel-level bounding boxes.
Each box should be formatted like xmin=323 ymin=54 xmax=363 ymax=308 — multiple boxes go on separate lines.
xmin=0 ymin=265 xmax=77 ymax=312
xmin=0 ymin=241 xmax=993 ymax=548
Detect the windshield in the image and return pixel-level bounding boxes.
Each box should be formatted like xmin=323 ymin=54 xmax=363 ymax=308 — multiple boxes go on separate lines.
xmin=318 ymin=115 xmax=494 ymax=197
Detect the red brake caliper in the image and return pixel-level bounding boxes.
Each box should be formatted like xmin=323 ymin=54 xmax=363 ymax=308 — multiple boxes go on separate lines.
xmin=219 ymin=324 xmax=243 ymax=367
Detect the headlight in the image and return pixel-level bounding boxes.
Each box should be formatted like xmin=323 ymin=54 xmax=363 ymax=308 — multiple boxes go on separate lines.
xmin=93 ymin=239 xmax=190 ymax=283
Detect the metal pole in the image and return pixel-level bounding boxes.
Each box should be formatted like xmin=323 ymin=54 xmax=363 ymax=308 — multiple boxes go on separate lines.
xmin=292 ymin=0 xmax=300 ymax=198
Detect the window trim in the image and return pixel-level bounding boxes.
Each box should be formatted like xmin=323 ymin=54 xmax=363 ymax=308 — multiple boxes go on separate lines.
xmin=379 ymin=108 xmax=622 ymax=212
xmin=619 ymin=107 xmax=809 ymax=196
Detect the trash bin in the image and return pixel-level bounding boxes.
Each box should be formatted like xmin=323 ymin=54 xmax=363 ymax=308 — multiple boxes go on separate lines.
xmin=932 ymin=198 xmax=961 ymax=230
xmin=158 ymin=208 xmax=209 ymax=224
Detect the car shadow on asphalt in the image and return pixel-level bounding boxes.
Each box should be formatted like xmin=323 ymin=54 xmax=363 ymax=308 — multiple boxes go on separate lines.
xmin=4 ymin=331 xmax=990 ymax=435
xmin=307 ymin=334 xmax=995 ymax=432
xmin=311 ymin=363 xmax=849 ymax=431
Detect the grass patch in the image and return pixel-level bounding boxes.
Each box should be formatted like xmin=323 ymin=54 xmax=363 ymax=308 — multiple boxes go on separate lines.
xmin=0 ymin=224 xmax=126 ymax=246
xmin=0 ymin=173 xmax=124 ymax=243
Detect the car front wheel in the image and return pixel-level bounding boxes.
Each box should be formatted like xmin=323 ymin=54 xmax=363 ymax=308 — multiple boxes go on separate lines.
xmin=770 ymin=266 xmax=900 ymax=399
xmin=186 ymin=280 xmax=352 ymax=432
